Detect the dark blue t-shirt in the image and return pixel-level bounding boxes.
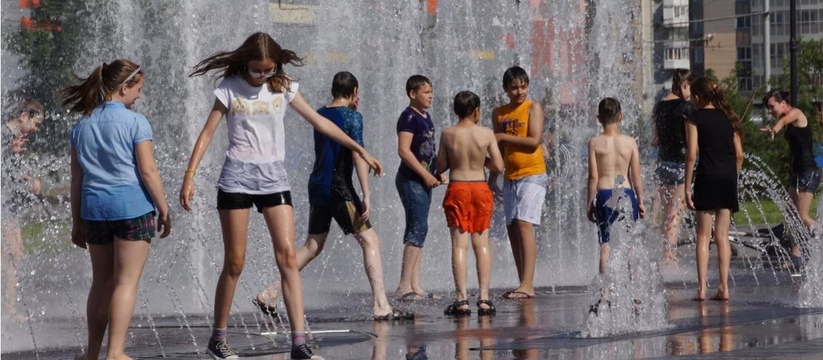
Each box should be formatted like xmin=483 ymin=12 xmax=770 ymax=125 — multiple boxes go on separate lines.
xmin=308 ymin=106 xmax=365 ymax=206
xmin=396 ymin=107 xmax=436 ymax=182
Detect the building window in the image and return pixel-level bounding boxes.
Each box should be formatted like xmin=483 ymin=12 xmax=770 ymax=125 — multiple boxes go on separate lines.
xmin=693 ymin=48 xmax=704 ymax=64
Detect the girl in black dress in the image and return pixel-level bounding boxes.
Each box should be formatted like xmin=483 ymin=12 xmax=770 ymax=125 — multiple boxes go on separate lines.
xmin=684 ymin=77 xmax=744 ymax=302
xmin=761 ymin=88 xmax=821 ymax=269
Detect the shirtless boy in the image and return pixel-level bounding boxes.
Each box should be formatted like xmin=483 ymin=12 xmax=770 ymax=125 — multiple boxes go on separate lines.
xmin=436 ymin=91 xmax=504 ymax=316
xmin=586 ymin=98 xmax=646 ymax=274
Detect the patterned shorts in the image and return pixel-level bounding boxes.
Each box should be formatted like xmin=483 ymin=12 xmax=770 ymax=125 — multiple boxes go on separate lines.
xmin=85 ymin=212 xmax=155 ymax=245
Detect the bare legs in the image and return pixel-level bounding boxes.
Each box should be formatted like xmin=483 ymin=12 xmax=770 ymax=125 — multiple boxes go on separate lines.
xmin=660 ymin=184 xmax=686 ymax=262
xmin=262 ymin=205 xmax=305 ymax=333
xmin=450 ymin=228 xmax=492 ymax=310
xmin=787 ymin=187 xmax=820 ymax=260
xmin=506 ymin=220 xmax=536 ymax=297
xmin=599 ymin=243 xmax=611 ymax=275
xmin=693 ymin=210 xmax=731 ymax=301
xmin=212 ymin=209 xmax=251 ymax=329
xmin=258 ymin=228 xmax=394 ymax=317
xmin=395 ymin=244 xmax=424 ymax=297
xmin=214 ymin=205 xmax=306 ymax=335
xmin=80 ymin=239 xmax=150 ymax=360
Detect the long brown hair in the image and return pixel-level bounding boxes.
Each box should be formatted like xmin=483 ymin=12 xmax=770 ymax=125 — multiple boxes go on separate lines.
xmin=189 ymin=32 xmax=304 ymax=93
xmin=59 ymin=59 xmax=143 ymax=115
xmin=691 ymin=76 xmax=744 ymax=140
xmin=671 ymin=68 xmax=696 ymax=99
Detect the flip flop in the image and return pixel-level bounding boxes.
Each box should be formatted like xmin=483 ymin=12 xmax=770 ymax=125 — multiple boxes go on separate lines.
xmin=500 ymin=290 xmax=534 ymax=299
xmin=374 ymin=308 xmax=415 ymax=321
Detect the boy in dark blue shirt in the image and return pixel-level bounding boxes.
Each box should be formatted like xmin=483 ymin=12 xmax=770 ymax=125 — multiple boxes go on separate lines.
xmin=255 ymin=72 xmax=411 ymax=321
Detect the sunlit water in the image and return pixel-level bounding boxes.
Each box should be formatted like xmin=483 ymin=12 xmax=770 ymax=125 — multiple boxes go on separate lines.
xmin=3 ymin=0 xmax=819 ymax=355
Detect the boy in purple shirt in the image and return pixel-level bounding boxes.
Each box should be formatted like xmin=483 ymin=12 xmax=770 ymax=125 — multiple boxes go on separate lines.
xmin=394 ymin=75 xmax=441 ymax=301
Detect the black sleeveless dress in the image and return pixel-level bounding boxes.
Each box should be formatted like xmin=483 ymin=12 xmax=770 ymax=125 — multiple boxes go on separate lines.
xmin=688 ymin=109 xmax=739 ymax=212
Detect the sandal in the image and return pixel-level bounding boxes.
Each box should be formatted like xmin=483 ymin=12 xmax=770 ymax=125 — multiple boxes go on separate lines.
xmin=252 ymin=298 xmax=278 ymax=317
xmin=374 ymin=308 xmax=415 ymax=321
xmin=476 ymin=299 xmax=496 ymax=316
xmin=444 ymin=300 xmax=471 ymax=316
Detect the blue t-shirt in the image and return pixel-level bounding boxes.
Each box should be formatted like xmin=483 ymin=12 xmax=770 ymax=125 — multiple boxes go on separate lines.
xmin=70 ymin=101 xmax=156 ymax=221
xmin=308 ymin=106 xmax=364 ymax=206
xmin=396 ymin=107 xmax=436 ymax=182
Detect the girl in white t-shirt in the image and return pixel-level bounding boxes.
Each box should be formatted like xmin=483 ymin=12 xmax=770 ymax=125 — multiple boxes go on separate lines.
xmin=180 ymin=32 xmax=383 ymax=360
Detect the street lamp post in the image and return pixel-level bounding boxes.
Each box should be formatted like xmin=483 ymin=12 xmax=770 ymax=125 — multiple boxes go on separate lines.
xmin=790 ymin=0 xmax=798 ymax=105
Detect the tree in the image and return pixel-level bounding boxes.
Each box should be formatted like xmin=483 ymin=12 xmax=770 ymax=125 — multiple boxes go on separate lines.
xmin=4 ymin=0 xmax=115 ymax=155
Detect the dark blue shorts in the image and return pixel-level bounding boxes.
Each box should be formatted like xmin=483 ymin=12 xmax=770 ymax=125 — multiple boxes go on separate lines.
xmin=655 ymin=161 xmax=685 ymax=186
xmin=395 ymin=171 xmax=432 ymax=248
xmin=790 ymin=168 xmax=821 ymax=193
xmin=594 ymin=188 xmax=639 ymax=244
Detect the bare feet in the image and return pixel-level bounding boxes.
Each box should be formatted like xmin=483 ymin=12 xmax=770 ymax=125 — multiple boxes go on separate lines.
xmin=710 ymin=290 xmax=729 ymax=301
xmin=692 ymin=289 xmax=705 ymax=301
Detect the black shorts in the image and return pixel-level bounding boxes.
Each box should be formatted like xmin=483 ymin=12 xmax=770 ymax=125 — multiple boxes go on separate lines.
xmin=308 ymin=199 xmax=372 ymax=235
xmin=216 ymin=190 xmax=292 ymax=213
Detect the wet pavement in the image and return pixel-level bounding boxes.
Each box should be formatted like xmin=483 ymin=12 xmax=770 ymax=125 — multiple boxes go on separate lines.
xmin=4 ymin=262 xmax=823 ymax=360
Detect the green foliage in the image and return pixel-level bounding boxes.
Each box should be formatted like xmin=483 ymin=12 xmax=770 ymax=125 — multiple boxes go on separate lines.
xmin=4 ymin=0 xmax=111 ymax=155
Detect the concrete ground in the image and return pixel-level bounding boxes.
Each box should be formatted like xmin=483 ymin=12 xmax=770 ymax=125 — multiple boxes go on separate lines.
xmin=3 ymin=264 xmax=823 ymax=359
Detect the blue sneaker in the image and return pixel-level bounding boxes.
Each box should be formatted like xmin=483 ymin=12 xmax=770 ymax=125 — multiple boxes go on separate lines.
xmin=207 ymin=339 xmax=239 ymax=360
xmin=291 ymin=343 xmax=324 ymax=359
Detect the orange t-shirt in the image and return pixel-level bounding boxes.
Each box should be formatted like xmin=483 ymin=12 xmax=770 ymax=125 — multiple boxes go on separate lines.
xmin=495 ymin=100 xmax=546 ymax=180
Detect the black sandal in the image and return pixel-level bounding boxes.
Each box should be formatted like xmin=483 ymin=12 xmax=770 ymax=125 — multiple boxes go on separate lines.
xmin=444 ymin=300 xmax=471 ymax=316
xmin=252 ymin=298 xmax=278 ymax=317
xmin=476 ymin=299 xmax=496 ymax=316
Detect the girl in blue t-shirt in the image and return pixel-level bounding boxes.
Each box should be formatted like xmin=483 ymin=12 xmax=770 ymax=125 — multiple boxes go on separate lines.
xmin=61 ymin=59 xmax=172 ymax=360
xmin=181 ymin=32 xmax=382 ymax=360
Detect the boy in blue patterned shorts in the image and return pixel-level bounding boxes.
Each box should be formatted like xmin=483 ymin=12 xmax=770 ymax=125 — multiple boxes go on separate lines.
xmin=586 ymin=98 xmax=645 ymax=274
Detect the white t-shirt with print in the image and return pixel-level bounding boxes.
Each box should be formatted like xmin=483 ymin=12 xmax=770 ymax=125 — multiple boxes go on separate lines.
xmin=213 ymin=76 xmax=299 ymax=194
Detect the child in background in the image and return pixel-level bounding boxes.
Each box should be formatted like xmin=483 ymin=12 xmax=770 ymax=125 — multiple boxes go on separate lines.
xmin=436 ymin=91 xmax=504 ymax=316
xmin=394 ymin=75 xmax=440 ymax=301
xmin=181 ymin=32 xmax=381 ymax=360
xmin=586 ymin=98 xmax=645 ymax=274
xmin=761 ymin=88 xmax=821 ymax=270
xmin=685 ymin=77 xmax=744 ymax=302
xmin=489 ymin=66 xmax=547 ymax=300
xmin=62 ymin=59 xmax=172 ymax=360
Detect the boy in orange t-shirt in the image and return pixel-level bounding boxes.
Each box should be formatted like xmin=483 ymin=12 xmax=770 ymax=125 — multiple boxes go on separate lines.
xmin=488 ymin=66 xmax=547 ymax=300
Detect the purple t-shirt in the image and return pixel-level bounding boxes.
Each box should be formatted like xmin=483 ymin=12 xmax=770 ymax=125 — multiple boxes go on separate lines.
xmin=396 ymin=106 xmax=436 ymax=183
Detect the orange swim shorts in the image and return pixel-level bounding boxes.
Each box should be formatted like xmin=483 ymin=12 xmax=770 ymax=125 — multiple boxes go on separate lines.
xmin=442 ymin=181 xmax=494 ymax=233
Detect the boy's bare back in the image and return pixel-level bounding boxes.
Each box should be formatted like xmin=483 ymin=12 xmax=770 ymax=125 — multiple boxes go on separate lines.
xmin=588 ymin=134 xmax=638 ymax=190
xmin=439 ymin=123 xmax=502 ymax=182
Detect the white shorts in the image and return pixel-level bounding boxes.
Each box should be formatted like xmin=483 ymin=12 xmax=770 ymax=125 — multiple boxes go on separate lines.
xmin=503 ymin=173 xmax=548 ymax=225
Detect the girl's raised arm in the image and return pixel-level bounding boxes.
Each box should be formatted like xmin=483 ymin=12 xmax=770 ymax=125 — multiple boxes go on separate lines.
xmin=180 ymin=98 xmax=227 ymax=211
xmin=289 ymin=91 xmax=383 ymax=176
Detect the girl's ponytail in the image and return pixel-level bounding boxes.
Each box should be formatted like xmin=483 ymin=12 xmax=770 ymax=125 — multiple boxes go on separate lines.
xmin=60 ymin=59 xmax=142 ymax=115
xmin=713 ymin=85 xmax=744 ymax=142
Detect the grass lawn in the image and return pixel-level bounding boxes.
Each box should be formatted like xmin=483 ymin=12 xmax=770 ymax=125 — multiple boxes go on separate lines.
xmin=733 ymin=198 xmax=818 ymax=225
